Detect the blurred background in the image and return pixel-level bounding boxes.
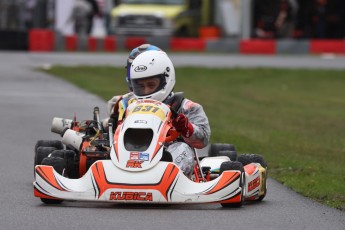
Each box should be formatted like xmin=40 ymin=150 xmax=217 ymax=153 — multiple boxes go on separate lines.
xmin=0 ymin=0 xmax=345 ymax=50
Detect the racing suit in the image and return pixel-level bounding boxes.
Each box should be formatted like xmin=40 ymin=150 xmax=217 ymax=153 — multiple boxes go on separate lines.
xmin=106 ymin=92 xmax=211 ymax=177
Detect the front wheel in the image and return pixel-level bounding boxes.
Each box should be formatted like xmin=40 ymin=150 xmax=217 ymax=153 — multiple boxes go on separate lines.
xmin=219 ymin=161 xmax=245 ymax=208
xmin=39 ymin=156 xmax=65 ymax=204
xmin=35 ymin=147 xmax=57 ymax=167
xmin=41 ymin=156 xmax=66 ymax=175
xmin=238 ymin=154 xmax=267 ymax=201
xmin=40 ymin=198 xmax=63 ymax=204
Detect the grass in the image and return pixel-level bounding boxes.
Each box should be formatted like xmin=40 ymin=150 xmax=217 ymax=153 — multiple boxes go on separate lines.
xmin=42 ymin=66 xmax=345 ymax=210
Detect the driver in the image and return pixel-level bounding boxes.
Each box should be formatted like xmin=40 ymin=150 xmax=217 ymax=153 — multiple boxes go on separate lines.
xmin=110 ymin=50 xmax=210 ymax=177
xmin=106 ymin=44 xmax=161 ymax=115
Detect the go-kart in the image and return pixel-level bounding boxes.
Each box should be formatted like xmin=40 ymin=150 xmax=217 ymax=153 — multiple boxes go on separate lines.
xmin=34 ymin=99 xmax=267 ymax=207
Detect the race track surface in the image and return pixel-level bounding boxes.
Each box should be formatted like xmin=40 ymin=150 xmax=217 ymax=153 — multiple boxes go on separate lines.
xmin=0 ymin=52 xmax=344 ymax=230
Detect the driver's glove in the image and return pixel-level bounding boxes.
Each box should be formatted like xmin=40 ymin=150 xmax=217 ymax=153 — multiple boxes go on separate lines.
xmin=172 ymin=114 xmax=194 ymax=138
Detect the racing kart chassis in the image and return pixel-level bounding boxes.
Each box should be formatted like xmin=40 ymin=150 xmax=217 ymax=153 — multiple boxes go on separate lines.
xmin=34 ymin=100 xmax=267 ymax=207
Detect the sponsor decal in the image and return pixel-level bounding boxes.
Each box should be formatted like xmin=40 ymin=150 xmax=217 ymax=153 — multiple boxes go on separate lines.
xmin=248 ymin=176 xmax=260 ymax=192
xmin=134 ymin=65 xmax=147 ymax=72
xmin=130 ymin=152 xmax=139 ymax=160
xmin=136 ymin=100 xmax=162 ymax=105
xmin=109 ymin=192 xmax=153 ymax=201
xmin=134 ymin=120 xmax=148 ymax=124
xmin=61 ymin=119 xmax=72 ymax=128
xmin=130 ymin=152 xmax=149 ymax=161
xmin=140 ymin=153 xmax=149 ymax=161
xmin=126 ymin=160 xmax=143 ymax=168
xmin=175 ymin=151 xmax=188 ymax=164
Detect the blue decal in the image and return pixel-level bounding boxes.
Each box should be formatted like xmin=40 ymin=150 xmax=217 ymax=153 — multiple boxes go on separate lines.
xmin=140 ymin=153 xmax=149 ymax=161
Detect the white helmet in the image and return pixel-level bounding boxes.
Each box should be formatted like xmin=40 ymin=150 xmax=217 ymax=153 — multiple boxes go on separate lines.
xmin=130 ymin=50 xmax=175 ymax=102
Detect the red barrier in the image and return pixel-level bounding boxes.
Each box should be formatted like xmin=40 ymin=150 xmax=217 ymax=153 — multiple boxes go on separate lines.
xmin=240 ymin=39 xmax=276 ymax=54
xmin=310 ymin=40 xmax=345 ymax=54
xmin=29 ymin=29 xmax=54 ymax=52
xmin=199 ymin=26 xmax=220 ymax=40
xmin=104 ymin=36 xmax=116 ymax=52
xmin=125 ymin=37 xmax=147 ymax=50
xmin=88 ymin=37 xmax=98 ymax=52
xmin=170 ymin=38 xmax=206 ymax=51
xmin=65 ymin=35 xmax=78 ymax=51
xmin=27 ymin=30 xmax=345 ymax=55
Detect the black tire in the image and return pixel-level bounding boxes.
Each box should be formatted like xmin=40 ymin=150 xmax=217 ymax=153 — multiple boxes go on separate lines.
xmin=40 ymin=157 xmax=65 ymax=204
xmin=237 ymin=154 xmax=267 ymax=168
xmin=219 ymin=161 xmax=245 ymax=208
xmin=34 ymin=147 xmax=57 ymax=167
xmin=209 ymin=143 xmax=237 ymax=161
xmin=218 ymin=150 xmax=237 ymax=161
xmin=50 ymin=150 xmax=65 ymax=158
xmin=209 ymin=143 xmax=236 ymax=156
xmin=35 ymin=140 xmax=63 ymax=153
xmin=219 ymin=161 xmax=243 ymax=174
xmin=40 ymin=198 xmax=63 ymax=204
xmin=41 ymin=157 xmax=66 ymax=175
xmin=238 ymin=154 xmax=267 ymax=201
xmin=64 ymin=150 xmax=79 ymax=179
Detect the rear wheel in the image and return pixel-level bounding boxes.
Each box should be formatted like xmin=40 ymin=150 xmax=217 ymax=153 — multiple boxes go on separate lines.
xmin=34 ymin=140 xmax=64 ymax=170
xmin=238 ymin=154 xmax=267 ymax=201
xmin=219 ymin=161 xmax=245 ymax=208
xmin=35 ymin=140 xmax=63 ymax=153
xmin=209 ymin=143 xmax=237 ymax=161
xmin=49 ymin=150 xmax=65 ymax=159
xmin=237 ymin=154 xmax=267 ymax=168
xmin=218 ymin=150 xmax=237 ymax=161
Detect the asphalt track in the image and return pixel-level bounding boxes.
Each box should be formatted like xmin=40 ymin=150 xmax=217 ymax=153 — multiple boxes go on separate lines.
xmin=0 ymin=52 xmax=344 ymax=230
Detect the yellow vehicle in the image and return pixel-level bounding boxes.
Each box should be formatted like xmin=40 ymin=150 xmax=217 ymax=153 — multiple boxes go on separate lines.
xmin=110 ymin=0 xmax=212 ymax=37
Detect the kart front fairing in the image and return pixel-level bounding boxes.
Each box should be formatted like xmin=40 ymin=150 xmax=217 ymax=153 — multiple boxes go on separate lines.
xmin=34 ymin=100 xmax=243 ymax=204
xmin=34 ymin=161 xmax=242 ymax=204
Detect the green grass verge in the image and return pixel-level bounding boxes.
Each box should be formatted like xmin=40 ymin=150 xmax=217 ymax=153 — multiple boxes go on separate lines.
xmin=41 ymin=66 xmax=345 ymax=210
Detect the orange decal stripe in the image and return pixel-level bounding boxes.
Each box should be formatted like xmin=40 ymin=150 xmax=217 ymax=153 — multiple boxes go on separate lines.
xmin=37 ymin=166 xmax=66 ymax=191
xmin=220 ymin=192 xmax=242 ymax=204
xmin=206 ymin=171 xmax=239 ymax=195
xmin=34 ymin=187 xmax=59 ymax=200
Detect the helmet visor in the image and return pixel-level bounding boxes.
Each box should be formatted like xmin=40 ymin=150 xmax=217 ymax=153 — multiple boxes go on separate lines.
xmin=131 ymin=74 xmax=166 ymax=97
